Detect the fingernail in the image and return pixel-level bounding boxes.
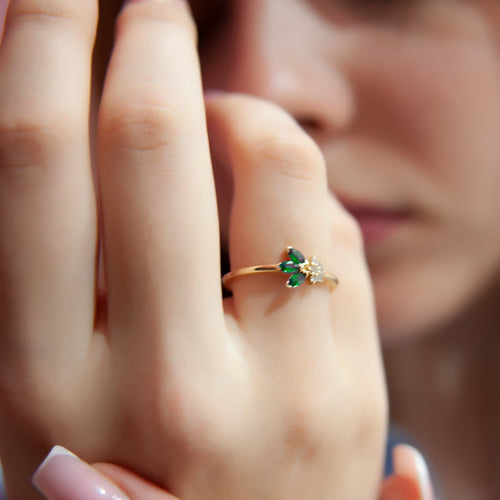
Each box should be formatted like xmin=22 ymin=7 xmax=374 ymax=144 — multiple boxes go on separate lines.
xmin=393 ymin=445 xmax=434 ymax=500
xmin=33 ymin=446 xmax=130 ymax=500
xmin=127 ymin=0 xmax=186 ymax=3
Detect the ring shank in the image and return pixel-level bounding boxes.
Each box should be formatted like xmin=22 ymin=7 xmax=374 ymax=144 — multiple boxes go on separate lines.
xmin=222 ymin=264 xmax=339 ymax=292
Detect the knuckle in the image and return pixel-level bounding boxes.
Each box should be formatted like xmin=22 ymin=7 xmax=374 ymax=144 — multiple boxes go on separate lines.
xmin=118 ymin=0 xmax=197 ymax=44
xmin=149 ymin=383 xmax=235 ymax=459
xmin=8 ymin=0 xmax=73 ymax=21
xmin=6 ymin=0 xmax=95 ymax=35
xmin=184 ymin=406 xmax=233 ymax=459
xmin=331 ymin=207 xmax=364 ymax=253
xmin=0 ymin=107 xmax=78 ymax=169
xmin=100 ymin=98 xmax=182 ymax=153
xmin=284 ymin=413 xmax=321 ymax=453
xmin=282 ymin=384 xmax=335 ymax=451
xmin=250 ymin=127 xmax=326 ymax=183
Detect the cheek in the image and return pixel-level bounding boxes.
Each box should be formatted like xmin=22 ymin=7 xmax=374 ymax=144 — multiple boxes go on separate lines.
xmin=403 ymin=39 xmax=500 ymax=280
xmin=357 ymin=34 xmax=500 ymax=340
xmin=405 ymin=38 xmax=500 ymax=265
xmin=363 ymin=34 xmax=500 ymax=175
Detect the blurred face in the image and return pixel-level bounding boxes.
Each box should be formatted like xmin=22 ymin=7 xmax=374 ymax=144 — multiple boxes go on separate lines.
xmin=192 ymin=0 xmax=500 ymax=341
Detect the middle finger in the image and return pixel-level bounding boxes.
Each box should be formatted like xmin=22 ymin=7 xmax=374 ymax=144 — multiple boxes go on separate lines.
xmin=98 ymin=0 xmax=224 ymax=346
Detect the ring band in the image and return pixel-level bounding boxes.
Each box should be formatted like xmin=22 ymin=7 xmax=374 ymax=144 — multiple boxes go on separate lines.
xmin=222 ymin=246 xmax=339 ymax=292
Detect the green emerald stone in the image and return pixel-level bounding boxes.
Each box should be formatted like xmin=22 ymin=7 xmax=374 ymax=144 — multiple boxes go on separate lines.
xmin=287 ymin=272 xmax=306 ymax=288
xmin=279 ymin=260 xmax=299 ymax=273
xmin=288 ymin=247 xmax=305 ymax=265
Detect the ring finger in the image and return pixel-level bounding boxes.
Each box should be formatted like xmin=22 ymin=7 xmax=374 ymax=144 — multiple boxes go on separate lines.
xmin=207 ymin=94 xmax=337 ymax=341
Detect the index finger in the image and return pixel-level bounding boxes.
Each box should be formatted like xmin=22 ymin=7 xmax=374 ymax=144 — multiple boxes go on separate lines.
xmin=0 ymin=0 xmax=98 ymax=367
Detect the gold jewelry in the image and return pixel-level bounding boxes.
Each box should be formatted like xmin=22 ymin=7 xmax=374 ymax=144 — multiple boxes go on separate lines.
xmin=222 ymin=247 xmax=339 ymax=292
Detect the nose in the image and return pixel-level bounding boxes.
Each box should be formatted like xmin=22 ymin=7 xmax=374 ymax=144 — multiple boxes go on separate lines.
xmin=203 ymin=0 xmax=356 ymax=138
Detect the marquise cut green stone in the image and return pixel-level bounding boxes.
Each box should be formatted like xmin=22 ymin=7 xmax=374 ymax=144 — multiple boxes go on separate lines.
xmin=288 ymin=247 xmax=305 ymax=265
xmin=287 ymin=272 xmax=306 ymax=288
xmin=279 ymin=260 xmax=299 ymax=273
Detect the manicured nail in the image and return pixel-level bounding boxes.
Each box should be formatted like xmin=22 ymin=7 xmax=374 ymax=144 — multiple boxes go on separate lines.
xmin=127 ymin=0 xmax=185 ymax=3
xmin=33 ymin=446 xmax=130 ymax=500
xmin=393 ymin=445 xmax=434 ymax=500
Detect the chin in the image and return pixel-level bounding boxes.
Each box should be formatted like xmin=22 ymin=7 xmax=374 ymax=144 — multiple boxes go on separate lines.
xmin=376 ymin=302 xmax=447 ymax=345
xmin=372 ymin=263 xmax=485 ymax=345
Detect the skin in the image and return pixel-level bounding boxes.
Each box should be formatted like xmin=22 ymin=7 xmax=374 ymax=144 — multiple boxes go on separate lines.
xmin=192 ymin=0 xmax=500 ymax=342
xmin=0 ymin=0 xmax=387 ymax=499
xmin=186 ymin=1 xmax=500 ymax=499
xmin=29 ymin=445 xmax=426 ymax=500
xmin=1 ymin=0 xmax=500 ymax=498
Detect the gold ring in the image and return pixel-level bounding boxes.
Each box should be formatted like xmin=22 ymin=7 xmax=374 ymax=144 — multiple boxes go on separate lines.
xmin=222 ymin=246 xmax=339 ymax=292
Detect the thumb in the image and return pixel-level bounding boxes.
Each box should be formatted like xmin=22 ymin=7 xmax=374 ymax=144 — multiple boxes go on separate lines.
xmin=380 ymin=445 xmax=434 ymax=500
xmin=33 ymin=446 xmax=179 ymax=500
xmin=380 ymin=475 xmax=421 ymax=500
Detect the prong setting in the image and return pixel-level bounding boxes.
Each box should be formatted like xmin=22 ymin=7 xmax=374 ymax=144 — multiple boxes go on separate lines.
xmin=279 ymin=248 xmax=326 ymax=288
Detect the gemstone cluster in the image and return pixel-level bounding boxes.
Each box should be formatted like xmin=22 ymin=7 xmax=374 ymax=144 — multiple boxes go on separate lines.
xmin=279 ymin=247 xmax=326 ymax=288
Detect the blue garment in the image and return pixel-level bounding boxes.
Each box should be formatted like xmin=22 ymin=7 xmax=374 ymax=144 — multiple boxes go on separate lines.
xmin=385 ymin=425 xmax=444 ymax=500
xmin=0 ymin=464 xmax=6 ymax=500
xmin=385 ymin=424 xmax=417 ymax=476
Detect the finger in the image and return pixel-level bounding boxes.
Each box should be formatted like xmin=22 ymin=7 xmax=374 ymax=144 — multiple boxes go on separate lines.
xmin=0 ymin=0 xmax=98 ymax=365
xmin=207 ymin=94 xmax=338 ymax=337
xmin=94 ymin=464 xmax=180 ymax=500
xmin=98 ymin=0 xmax=223 ymax=346
xmin=32 ymin=445 xmax=180 ymax=500
xmin=391 ymin=445 xmax=434 ymax=500
xmin=380 ymin=475 xmax=422 ymax=500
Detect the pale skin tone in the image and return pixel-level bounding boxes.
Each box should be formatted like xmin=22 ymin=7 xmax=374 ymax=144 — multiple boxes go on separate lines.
xmin=29 ymin=445 xmax=425 ymax=500
xmin=0 ymin=0 xmax=387 ymax=499
xmin=193 ymin=1 xmax=500 ymax=499
xmin=2 ymin=0 xmax=500 ymax=500
xmin=129 ymin=0 xmax=500 ymax=498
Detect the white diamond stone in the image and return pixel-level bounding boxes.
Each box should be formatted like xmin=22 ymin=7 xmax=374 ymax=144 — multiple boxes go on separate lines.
xmin=300 ymin=257 xmax=325 ymax=284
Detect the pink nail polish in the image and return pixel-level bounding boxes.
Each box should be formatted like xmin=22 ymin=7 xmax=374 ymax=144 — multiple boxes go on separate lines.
xmin=127 ymin=0 xmax=185 ymax=4
xmin=33 ymin=446 xmax=130 ymax=500
xmin=393 ymin=444 xmax=434 ymax=500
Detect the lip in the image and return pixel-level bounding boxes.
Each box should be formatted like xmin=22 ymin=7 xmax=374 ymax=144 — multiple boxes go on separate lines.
xmin=341 ymin=203 xmax=410 ymax=248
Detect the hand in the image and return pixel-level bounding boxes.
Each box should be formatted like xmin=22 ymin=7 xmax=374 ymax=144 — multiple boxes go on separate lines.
xmin=380 ymin=445 xmax=435 ymax=500
xmin=0 ymin=0 xmax=386 ymax=499
xmin=31 ymin=445 xmax=432 ymax=500
xmin=33 ymin=446 xmax=180 ymax=500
